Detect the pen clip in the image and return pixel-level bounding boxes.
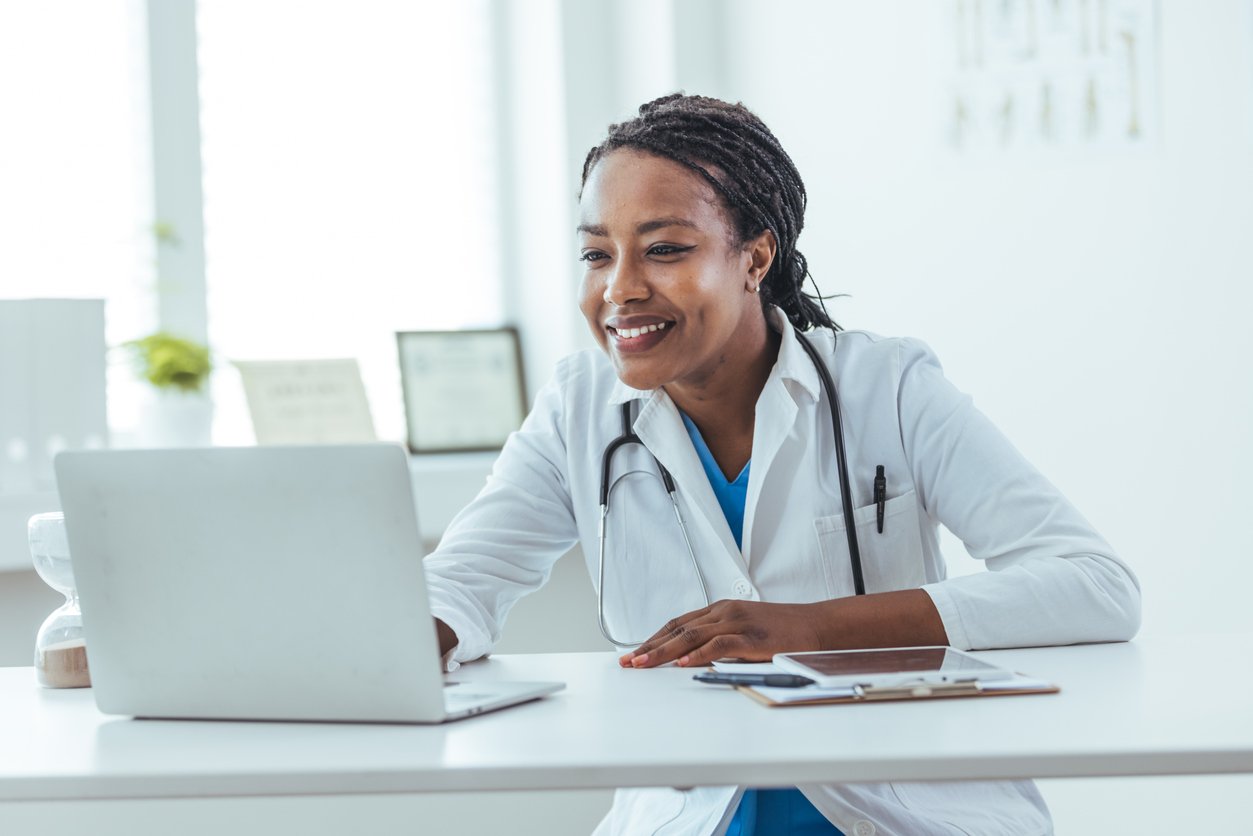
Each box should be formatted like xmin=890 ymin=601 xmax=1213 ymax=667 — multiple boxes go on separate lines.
xmin=873 ymin=465 xmax=886 ymax=534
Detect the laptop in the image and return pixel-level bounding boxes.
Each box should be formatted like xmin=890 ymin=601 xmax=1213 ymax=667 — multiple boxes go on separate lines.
xmin=54 ymin=443 xmax=563 ymax=723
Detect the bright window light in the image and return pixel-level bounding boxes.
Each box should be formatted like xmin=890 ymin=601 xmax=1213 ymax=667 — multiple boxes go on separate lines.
xmin=0 ymin=0 xmax=154 ymax=435
xmin=196 ymin=0 xmax=502 ymax=445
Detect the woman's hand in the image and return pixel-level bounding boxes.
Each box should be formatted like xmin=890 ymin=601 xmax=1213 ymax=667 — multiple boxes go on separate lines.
xmin=618 ymin=600 xmax=825 ymax=669
xmin=618 ymin=590 xmax=950 ymax=669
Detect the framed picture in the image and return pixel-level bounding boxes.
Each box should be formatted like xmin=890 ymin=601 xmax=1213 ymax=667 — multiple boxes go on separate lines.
xmin=396 ymin=328 xmax=527 ymax=454
xmin=235 ymin=359 xmax=377 ymax=445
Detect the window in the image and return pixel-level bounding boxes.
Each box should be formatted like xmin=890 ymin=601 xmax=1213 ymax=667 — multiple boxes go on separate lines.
xmin=0 ymin=0 xmax=154 ymax=434
xmin=196 ymin=1 xmax=502 ymax=444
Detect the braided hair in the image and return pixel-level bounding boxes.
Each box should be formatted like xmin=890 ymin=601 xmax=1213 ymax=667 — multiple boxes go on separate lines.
xmin=581 ymin=93 xmax=839 ymax=332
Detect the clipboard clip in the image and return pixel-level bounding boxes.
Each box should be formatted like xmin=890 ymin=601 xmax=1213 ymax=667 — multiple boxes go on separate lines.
xmin=853 ymin=681 xmax=985 ymax=701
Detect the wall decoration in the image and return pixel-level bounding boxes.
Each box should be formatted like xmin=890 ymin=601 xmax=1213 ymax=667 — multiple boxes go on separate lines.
xmin=236 ymin=359 xmax=376 ymax=445
xmin=947 ymin=0 xmax=1159 ymax=152
xmin=397 ymin=328 xmax=527 ymax=454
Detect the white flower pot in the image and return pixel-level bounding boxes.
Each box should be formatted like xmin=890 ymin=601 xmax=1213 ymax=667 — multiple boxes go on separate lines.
xmin=137 ymin=389 xmax=213 ymax=448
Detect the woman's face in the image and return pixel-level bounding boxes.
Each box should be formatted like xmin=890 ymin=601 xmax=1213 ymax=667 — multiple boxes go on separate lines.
xmin=577 ymin=149 xmax=772 ymax=393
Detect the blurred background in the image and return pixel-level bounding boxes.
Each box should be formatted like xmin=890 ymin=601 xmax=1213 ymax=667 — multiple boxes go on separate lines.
xmin=2 ymin=0 xmax=1251 ymax=833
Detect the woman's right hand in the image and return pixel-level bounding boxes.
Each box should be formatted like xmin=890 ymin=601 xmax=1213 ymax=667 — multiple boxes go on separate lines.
xmin=435 ymin=618 xmax=458 ymax=657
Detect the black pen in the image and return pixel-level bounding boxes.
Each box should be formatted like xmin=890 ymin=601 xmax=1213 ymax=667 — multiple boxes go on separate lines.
xmin=693 ymin=672 xmax=815 ymax=688
xmin=874 ymin=465 xmax=886 ymax=534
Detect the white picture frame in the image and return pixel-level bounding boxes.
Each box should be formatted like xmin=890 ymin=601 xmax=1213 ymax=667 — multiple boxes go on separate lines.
xmin=235 ymin=359 xmax=376 ymax=445
xmin=396 ymin=328 xmax=527 ymax=454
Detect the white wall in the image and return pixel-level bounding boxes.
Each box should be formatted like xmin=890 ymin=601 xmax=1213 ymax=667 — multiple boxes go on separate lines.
xmin=718 ymin=0 xmax=1253 ymax=829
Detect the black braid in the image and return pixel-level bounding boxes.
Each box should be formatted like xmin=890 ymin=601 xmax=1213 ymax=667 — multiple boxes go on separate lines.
xmin=581 ymin=93 xmax=840 ymax=332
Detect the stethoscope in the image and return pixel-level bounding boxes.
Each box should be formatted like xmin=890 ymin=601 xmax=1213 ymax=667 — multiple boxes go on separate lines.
xmin=596 ymin=328 xmax=866 ymax=648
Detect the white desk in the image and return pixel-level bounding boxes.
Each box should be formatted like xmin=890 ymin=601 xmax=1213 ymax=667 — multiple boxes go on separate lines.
xmin=2 ymin=635 xmax=1250 ymax=801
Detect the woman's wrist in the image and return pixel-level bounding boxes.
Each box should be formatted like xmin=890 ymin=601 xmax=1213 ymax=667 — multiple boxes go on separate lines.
xmin=434 ymin=617 xmax=459 ymax=657
xmin=811 ymin=589 xmax=950 ymax=651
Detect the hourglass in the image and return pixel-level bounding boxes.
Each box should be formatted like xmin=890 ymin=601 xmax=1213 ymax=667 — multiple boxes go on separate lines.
xmin=29 ymin=512 xmax=91 ymax=688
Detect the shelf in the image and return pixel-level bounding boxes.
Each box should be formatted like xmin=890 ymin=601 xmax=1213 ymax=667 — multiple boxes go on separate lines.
xmin=0 ymin=452 xmax=501 ymax=572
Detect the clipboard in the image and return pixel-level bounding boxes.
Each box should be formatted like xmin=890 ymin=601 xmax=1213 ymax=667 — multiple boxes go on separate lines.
xmin=735 ymin=675 xmax=1059 ymax=708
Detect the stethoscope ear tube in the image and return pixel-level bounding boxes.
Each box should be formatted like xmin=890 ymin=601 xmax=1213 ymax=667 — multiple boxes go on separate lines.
xmin=599 ymin=404 xmax=640 ymax=507
xmin=794 ymin=330 xmax=866 ymax=596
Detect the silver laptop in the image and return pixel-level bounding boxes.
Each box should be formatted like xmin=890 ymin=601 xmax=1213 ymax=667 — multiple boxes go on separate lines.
xmin=54 ymin=444 xmax=563 ymax=723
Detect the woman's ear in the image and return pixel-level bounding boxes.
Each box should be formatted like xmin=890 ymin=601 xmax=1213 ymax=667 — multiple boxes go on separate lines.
xmin=744 ymin=229 xmax=777 ymax=292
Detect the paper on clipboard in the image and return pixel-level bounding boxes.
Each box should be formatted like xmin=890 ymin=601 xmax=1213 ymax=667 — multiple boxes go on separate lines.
xmin=711 ymin=660 xmax=1058 ymax=706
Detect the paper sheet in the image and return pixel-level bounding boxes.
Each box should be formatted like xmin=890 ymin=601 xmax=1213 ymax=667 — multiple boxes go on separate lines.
xmin=710 ymin=659 xmax=1052 ymax=704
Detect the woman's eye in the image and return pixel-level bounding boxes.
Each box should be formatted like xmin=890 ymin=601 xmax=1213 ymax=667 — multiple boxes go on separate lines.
xmin=648 ymin=244 xmax=693 ymax=257
xmin=579 ymin=251 xmax=608 ymax=263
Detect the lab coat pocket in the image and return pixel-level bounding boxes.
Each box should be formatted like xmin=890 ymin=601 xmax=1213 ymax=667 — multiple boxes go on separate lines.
xmin=813 ymin=490 xmax=926 ymax=596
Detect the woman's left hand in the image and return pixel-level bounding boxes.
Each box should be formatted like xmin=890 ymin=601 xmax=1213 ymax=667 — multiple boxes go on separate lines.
xmin=618 ymin=599 xmax=824 ymax=669
xmin=619 ymin=589 xmax=950 ymax=669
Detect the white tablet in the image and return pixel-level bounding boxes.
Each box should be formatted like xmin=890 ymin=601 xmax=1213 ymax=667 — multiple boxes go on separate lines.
xmin=772 ymin=646 xmax=1013 ymax=689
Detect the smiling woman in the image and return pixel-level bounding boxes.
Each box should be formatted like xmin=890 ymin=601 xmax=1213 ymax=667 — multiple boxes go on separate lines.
xmin=422 ymin=93 xmax=1140 ymax=836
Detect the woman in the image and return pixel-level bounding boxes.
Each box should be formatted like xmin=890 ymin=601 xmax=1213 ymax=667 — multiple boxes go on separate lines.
xmin=426 ymin=94 xmax=1140 ymax=835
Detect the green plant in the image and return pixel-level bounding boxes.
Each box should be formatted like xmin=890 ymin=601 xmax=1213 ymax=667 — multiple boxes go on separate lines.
xmin=123 ymin=332 xmax=212 ymax=393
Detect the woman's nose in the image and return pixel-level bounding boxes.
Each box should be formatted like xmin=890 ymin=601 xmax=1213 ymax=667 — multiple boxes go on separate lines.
xmin=602 ymin=259 xmax=650 ymax=306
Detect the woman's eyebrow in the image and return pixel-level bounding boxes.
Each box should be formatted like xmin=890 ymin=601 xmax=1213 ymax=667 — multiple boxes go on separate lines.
xmin=635 ymin=217 xmax=698 ymax=234
xmin=576 ymin=217 xmax=698 ymax=237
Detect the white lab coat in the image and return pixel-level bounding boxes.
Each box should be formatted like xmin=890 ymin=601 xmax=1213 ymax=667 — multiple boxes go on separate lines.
xmin=425 ymin=308 xmax=1141 ymax=836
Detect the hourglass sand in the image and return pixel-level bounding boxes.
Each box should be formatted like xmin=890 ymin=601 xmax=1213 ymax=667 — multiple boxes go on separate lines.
xmin=29 ymin=512 xmax=91 ymax=688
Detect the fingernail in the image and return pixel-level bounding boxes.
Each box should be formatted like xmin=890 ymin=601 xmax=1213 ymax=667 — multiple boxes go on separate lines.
xmin=631 ymin=653 xmax=648 ymax=667
xmin=679 ymin=655 xmax=690 ymax=667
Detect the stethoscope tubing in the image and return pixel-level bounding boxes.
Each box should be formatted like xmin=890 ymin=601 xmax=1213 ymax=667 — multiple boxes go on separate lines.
xmin=596 ymin=328 xmax=864 ymax=648
xmin=597 ymin=403 xmax=709 ymax=647
xmin=793 ymin=329 xmax=867 ymax=596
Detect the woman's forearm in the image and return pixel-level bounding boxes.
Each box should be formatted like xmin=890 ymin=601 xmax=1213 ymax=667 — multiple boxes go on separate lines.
xmin=813 ymin=589 xmax=949 ymax=650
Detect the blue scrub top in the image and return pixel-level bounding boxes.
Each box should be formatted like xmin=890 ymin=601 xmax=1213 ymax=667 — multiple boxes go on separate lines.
xmin=681 ymin=414 xmax=844 ymax=836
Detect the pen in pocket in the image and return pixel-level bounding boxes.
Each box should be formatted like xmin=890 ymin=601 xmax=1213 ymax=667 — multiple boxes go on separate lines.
xmin=874 ymin=465 xmax=886 ymax=534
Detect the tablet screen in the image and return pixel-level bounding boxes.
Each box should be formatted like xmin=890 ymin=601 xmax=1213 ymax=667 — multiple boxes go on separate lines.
xmin=786 ymin=648 xmax=1000 ymax=677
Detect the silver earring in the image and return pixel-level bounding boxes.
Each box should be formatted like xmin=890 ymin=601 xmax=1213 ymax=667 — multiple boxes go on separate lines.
xmin=753 ymin=283 xmax=761 ymax=294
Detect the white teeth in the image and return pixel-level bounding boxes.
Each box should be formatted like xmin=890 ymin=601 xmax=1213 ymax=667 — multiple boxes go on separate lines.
xmin=613 ymin=322 xmax=670 ymax=338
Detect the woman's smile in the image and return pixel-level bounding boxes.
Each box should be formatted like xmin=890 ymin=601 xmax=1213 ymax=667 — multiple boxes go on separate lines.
xmin=606 ymin=317 xmax=673 ymax=353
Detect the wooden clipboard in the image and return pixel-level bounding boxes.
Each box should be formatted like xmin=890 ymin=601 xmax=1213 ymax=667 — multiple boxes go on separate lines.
xmin=737 ymin=678 xmax=1060 ymax=708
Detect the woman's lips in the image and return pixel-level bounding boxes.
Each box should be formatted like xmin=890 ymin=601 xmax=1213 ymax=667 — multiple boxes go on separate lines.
xmin=608 ymin=321 xmax=674 ymax=354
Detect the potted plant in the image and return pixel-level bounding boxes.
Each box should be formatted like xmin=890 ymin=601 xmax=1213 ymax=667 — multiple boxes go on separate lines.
xmin=123 ymin=332 xmax=212 ymax=393
xmin=123 ymin=332 xmax=214 ymax=446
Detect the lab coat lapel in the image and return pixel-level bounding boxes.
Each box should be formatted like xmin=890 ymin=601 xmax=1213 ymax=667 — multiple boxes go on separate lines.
xmin=631 ymin=391 xmax=750 ymax=579
xmin=741 ymin=380 xmax=797 ymax=566
xmin=741 ymin=316 xmax=821 ymax=566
